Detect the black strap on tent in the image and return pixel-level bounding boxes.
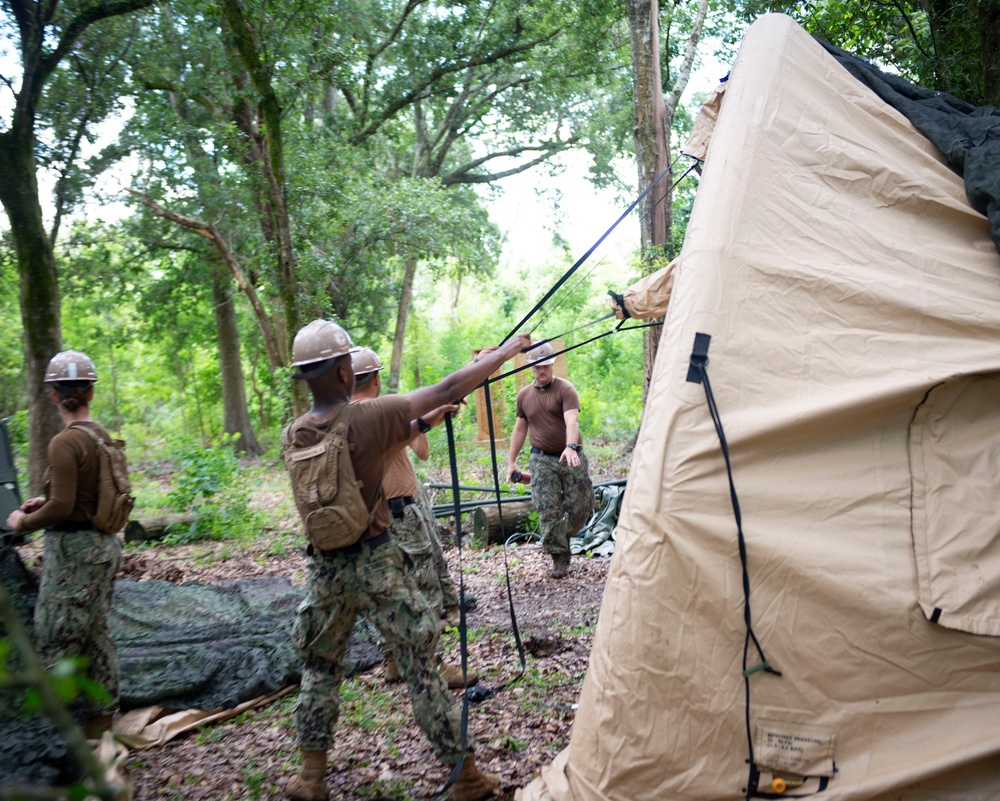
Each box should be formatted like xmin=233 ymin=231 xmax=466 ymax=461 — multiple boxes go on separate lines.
xmin=686 ymin=332 xmax=781 ymax=801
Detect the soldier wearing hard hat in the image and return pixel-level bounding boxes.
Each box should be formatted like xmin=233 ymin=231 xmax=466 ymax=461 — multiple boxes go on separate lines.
xmin=350 ymin=346 xmax=470 ymax=687
xmin=281 ymin=320 xmax=529 ymax=801
xmin=506 ymin=341 xmax=593 ymax=578
xmin=6 ymin=350 xmax=126 ymax=739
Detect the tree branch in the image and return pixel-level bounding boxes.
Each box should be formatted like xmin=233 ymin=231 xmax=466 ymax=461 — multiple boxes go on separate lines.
xmin=440 ymin=138 xmax=579 ymax=185
xmin=350 ymin=28 xmax=563 ymax=145
xmin=39 ymin=0 xmax=155 ymax=93
xmin=126 ymin=189 xmax=284 ymax=370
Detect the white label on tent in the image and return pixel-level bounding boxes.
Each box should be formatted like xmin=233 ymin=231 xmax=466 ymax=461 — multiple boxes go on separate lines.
xmin=753 ymin=718 xmax=837 ymax=777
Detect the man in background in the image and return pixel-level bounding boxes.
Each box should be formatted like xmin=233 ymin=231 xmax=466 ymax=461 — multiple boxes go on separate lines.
xmin=506 ymin=342 xmax=593 ymax=578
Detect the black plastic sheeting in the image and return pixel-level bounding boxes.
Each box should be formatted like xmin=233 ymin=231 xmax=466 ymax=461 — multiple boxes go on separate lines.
xmin=822 ymin=41 xmax=1000 ymax=256
xmin=0 ymin=546 xmax=383 ymax=790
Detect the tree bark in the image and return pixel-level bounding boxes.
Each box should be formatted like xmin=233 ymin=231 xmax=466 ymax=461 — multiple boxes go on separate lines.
xmin=627 ymin=0 xmax=710 ymax=397
xmin=124 ymin=513 xmax=197 ymax=543
xmin=981 ymin=0 xmax=1000 ymax=105
xmin=213 ymin=263 xmax=262 ymax=455
xmin=473 ymin=501 xmax=535 ymax=546
xmin=388 ymin=257 xmax=418 ymax=393
xmin=0 ymin=127 xmax=62 ymax=493
xmin=626 ymin=0 xmax=670 ymax=398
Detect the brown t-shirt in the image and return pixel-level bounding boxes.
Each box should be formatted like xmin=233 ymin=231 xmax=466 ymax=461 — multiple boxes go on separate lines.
xmin=382 ymin=443 xmax=420 ymax=500
xmin=22 ymin=422 xmax=107 ymax=531
xmin=283 ymin=395 xmax=412 ymax=539
xmin=354 ymin=398 xmax=420 ymax=500
xmin=515 ymin=377 xmax=581 ymax=454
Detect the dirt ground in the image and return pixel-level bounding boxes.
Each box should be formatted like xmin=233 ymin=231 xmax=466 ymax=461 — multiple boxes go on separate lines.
xmin=107 ymin=522 xmax=613 ymax=800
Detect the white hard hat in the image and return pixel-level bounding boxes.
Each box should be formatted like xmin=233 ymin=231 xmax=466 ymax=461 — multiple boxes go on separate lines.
xmin=351 ymin=347 xmax=384 ymax=376
xmin=44 ymin=350 xmax=98 ymax=383
xmin=527 ymin=342 xmax=556 ymax=366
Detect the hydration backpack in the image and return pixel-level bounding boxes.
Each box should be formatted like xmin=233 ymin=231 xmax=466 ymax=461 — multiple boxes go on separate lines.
xmin=69 ymin=423 xmax=135 ymax=534
xmin=281 ymin=404 xmax=375 ymax=551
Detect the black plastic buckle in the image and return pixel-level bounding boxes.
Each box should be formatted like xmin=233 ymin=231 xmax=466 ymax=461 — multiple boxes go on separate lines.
xmin=686 ymin=332 xmax=712 ymax=384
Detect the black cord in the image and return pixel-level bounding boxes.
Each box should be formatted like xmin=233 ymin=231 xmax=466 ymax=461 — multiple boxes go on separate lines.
xmin=688 ymin=335 xmax=780 ymax=801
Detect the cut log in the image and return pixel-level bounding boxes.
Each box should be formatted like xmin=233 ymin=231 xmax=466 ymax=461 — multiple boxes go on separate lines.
xmin=124 ymin=513 xmax=196 ymax=543
xmin=472 ymin=501 xmax=535 ymax=547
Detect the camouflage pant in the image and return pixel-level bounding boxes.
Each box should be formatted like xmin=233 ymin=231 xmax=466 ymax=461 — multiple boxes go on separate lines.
xmin=293 ymin=535 xmax=468 ymax=763
xmin=389 ymin=502 xmax=459 ymax=615
xmin=529 ymin=452 xmax=593 ymax=556
xmin=34 ymin=530 xmax=123 ymax=715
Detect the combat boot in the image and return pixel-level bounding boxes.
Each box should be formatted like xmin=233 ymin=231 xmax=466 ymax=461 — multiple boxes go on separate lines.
xmin=449 ymin=755 xmax=500 ymax=801
xmin=550 ymin=553 xmax=570 ymax=579
xmin=287 ymin=749 xmax=328 ymax=801
xmin=439 ymin=659 xmax=479 ymax=689
xmin=384 ymin=654 xmax=402 ymax=683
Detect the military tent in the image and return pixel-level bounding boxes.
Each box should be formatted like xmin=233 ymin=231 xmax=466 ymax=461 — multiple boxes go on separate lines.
xmin=520 ymin=13 xmax=1000 ymax=801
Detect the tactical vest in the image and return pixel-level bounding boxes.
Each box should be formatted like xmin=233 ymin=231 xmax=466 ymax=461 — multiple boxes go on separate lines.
xmin=282 ymin=404 xmax=375 ymax=551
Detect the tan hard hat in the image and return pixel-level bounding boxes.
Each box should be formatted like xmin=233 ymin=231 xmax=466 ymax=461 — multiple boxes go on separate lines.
xmin=527 ymin=341 xmax=556 ymax=366
xmin=291 ymin=319 xmax=358 ymax=367
xmin=44 ymin=350 xmax=98 ymax=383
xmin=351 ymin=347 xmax=384 ymax=376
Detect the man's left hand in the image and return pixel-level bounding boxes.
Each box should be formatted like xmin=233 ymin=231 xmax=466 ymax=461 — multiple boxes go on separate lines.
xmin=560 ymin=446 xmax=581 ymax=467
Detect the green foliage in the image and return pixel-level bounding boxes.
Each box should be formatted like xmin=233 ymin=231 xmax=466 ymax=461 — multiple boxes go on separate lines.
xmin=163 ymin=436 xmax=264 ymax=544
xmin=738 ymin=0 xmax=987 ymax=104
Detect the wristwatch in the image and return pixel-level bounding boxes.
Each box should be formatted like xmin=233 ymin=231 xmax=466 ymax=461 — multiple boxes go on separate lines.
xmin=417 ymin=418 xmax=432 ymax=434
xmin=566 ymin=443 xmax=582 ymax=452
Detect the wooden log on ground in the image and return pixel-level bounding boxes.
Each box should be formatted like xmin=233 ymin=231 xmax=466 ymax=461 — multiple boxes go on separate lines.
xmin=472 ymin=501 xmax=534 ymax=547
xmin=124 ymin=513 xmax=196 ymax=543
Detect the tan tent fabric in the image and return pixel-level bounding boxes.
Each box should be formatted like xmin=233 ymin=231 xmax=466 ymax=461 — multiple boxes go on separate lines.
xmin=607 ymin=258 xmax=678 ymax=320
xmin=682 ymin=80 xmax=727 ymax=162
xmin=520 ymin=13 xmax=1000 ymax=801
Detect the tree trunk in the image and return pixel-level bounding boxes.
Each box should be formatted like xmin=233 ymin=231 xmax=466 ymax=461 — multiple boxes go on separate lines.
xmin=981 ymin=0 xmax=1000 ymax=105
xmin=388 ymin=257 xmax=418 ymax=393
xmin=626 ymin=0 xmax=670 ymax=398
xmin=473 ymin=501 xmax=535 ymax=546
xmin=0 ymin=129 xmax=62 ymax=493
xmin=213 ymin=263 xmax=262 ymax=455
xmin=124 ymin=513 xmax=196 ymax=543
xmin=627 ymin=0 xmax=710 ymax=397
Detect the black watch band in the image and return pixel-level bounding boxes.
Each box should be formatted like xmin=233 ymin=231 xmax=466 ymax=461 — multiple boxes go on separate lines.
xmin=566 ymin=443 xmax=582 ymax=452
xmin=417 ymin=418 xmax=432 ymax=434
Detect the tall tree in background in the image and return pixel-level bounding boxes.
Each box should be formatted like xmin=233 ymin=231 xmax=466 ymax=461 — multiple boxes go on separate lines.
xmin=128 ymin=0 xmax=627 ymax=400
xmin=626 ymin=0 xmax=711 ymax=396
xmin=0 ymin=0 xmax=154 ymax=490
xmin=741 ymin=1 xmax=999 ymax=106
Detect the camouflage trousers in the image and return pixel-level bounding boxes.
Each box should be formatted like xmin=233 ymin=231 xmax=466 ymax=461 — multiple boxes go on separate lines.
xmin=529 ymin=452 xmax=593 ymax=556
xmin=292 ymin=535 xmax=468 ymax=763
xmin=35 ymin=530 xmax=123 ymax=715
xmin=389 ymin=502 xmax=459 ymax=616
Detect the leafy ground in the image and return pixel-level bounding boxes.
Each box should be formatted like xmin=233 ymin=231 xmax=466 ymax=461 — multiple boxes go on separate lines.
xmin=25 ymin=440 xmax=631 ymax=800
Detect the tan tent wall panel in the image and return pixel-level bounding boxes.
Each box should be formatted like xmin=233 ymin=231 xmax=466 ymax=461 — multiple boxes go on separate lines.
xmin=521 ymin=13 xmax=1000 ymax=801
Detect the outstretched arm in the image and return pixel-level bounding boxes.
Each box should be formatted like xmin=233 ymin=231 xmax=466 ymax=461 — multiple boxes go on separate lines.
xmin=406 ymin=335 xmax=530 ymax=420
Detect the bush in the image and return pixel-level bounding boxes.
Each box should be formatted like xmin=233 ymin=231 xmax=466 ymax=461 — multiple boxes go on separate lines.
xmin=164 ymin=436 xmax=263 ymax=544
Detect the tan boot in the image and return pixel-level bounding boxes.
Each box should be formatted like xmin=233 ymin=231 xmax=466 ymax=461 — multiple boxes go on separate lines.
xmin=384 ymin=654 xmax=402 ymax=683
xmin=550 ymin=553 xmax=570 ymax=579
xmin=439 ymin=660 xmax=479 ymax=689
xmin=287 ymin=749 xmax=328 ymax=801
xmin=449 ymin=755 xmax=500 ymax=801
